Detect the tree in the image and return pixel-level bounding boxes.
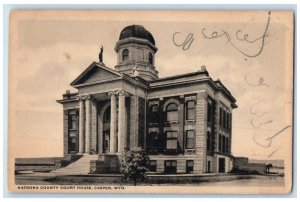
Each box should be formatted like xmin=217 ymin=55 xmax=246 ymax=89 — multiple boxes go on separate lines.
xmin=121 ymin=148 xmax=149 ymax=186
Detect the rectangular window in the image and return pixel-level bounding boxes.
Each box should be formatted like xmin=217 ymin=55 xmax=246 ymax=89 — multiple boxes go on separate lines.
xmin=218 ymin=134 xmax=222 ymax=151
xmin=226 ymin=113 xmax=229 ymax=129
xmin=68 ymin=110 xmax=78 ymax=153
xmin=149 ymin=132 xmax=159 ymax=151
xmin=222 ymin=135 xmax=226 ymax=153
xmin=149 ymin=104 xmax=159 ymax=123
xmin=151 ymin=105 xmax=158 ymax=112
xmin=68 ymin=137 xmax=76 ymax=152
xmin=186 ymin=130 xmax=195 ymax=149
xmin=206 ymin=132 xmax=211 ymax=151
xmin=166 ymin=131 xmax=178 ymax=150
xmin=165 ymin=160 xmax=177 ymax=174
xmin=167 ymin=111 xmax=178 ymax=122
xmin=219 ymin=107 xmax=222 ymax=127
xmin=207 ymin=161 xmax=211 ymax=173
xmin=104 ymin=131 xmax=109 ymax=150
xmin=228 ymin=114 xmax=232 ymax=130
xmin=186 ymin=160 xmax=194 ymax=173
xmin=207 ymin=98 xmax=213 ymax=123
xmin=186 ymin=101 xmax=196 ymax=120
xmin=225 ymin=137 xmax=229 ymax=154
xmin=69 ymin=114 xmax=77 ymax=130
xmin=149 ymin=160 xmax=157 ymax=172
xmin=69 ymin=131 xmax=76 ymax=137
xmin=224 ymin=112 xmax=227 ymax=129
xmin=223 ymin=110 xmax=226 ymax=128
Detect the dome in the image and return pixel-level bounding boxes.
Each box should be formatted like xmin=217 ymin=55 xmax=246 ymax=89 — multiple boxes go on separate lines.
xmin=119 ymin=25 xmax=155 ymax=45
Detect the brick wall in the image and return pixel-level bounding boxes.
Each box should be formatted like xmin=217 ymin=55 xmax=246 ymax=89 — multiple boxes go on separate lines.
xmin=149 ymin=155 xmax=204 ymax=174
xmin=178 ymin=96 xmax=184 ymax=152
xmin=125 ymin=98 xmax=131 ymax=150
xmin=128 ymin=95 xmax=146 ymax=149
xmin=138 ymin=97 xmax=146 ymax=148
xmin=195 ymin=92 xmax=208 ymax=173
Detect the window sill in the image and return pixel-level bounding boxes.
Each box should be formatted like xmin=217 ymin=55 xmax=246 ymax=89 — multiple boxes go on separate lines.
xmin=165 ymin=121 xmax=179 ymax=124
xmin=148 ymin=150 xmax=160 ymax=154
xmin=184 ymin=149 xmax=196 ymax=155
xmin=164 ymin=149 xmax=179 ymax=154
xmin=186 ymin=120 xmax=195 ymax=123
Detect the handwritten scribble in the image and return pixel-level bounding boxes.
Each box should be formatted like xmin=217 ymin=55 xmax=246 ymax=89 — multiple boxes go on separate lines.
xmin=251 ymin=119 xmax=273 ymax=128
xmin=172 ymin=32 xmax=194 ymax=50
xmin=236 ymin=29 xmax=269 ymax=44
xmin=201 ymin=29 xmax=225 ymax=39
xmin=253 ymin=125 xmax=292 ymax=148
xmin=245 ymin=75 xmax=270 ymax=87
xmin=268 ymin=147 xmax=280 ymax=158
xmin=249 ymin=107 xmax=268 ymax=116
xmin=201 ymin=11 xmax=271 ymax=57
xmin=172 ymin=11 xmax=271 ymax=57
xmin=266 ymin=125 xmax=292 ymax=141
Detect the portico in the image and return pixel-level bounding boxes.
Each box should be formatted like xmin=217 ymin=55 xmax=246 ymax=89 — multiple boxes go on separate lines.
xmin=77 ymin=90 xmax=129 ymax=155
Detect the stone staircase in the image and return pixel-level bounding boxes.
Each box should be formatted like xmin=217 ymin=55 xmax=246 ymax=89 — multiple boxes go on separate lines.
xmin=51 ymin=155 xmax=98 ymax=175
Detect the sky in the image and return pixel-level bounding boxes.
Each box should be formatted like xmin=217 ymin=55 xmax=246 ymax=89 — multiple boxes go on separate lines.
xmin=9 ymin=10 xmax=293 ymax=160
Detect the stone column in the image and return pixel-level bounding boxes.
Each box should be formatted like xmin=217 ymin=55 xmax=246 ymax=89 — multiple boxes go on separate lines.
xmin=90 ymin=97 xmax=97 ymax=154
xmin=118 ymin=90 xmax=127 ymax=153
xmin=85 ymin=96 xmax=91 ymax=154
xmin=78 ymin=97 xmax=85 ymax=154
xmin=108 ymin=91 xmax=117 ymax=153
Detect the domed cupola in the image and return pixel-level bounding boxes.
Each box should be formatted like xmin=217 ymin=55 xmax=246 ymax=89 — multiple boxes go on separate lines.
xmin=114 ymin=25 xmax=158 ymax=81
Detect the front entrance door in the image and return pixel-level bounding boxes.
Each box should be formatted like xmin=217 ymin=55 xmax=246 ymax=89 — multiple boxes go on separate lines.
xmin=218 ymin=158 xmax=225 ymax=173
xmin=103 ymin=130 xmax=110 ymax=153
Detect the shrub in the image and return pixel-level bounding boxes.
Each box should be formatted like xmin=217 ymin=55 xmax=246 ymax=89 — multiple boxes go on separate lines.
xmin=121 ymin=149 xmax=149 ymax=186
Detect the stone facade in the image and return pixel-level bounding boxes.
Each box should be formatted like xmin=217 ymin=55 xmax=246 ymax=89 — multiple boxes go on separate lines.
xmin=57 ymin=25 xmax=237 ymax=174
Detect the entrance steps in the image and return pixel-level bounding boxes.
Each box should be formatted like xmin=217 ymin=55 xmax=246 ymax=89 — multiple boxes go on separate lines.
xmin=51 ymin=155 xmax=98 ymax=175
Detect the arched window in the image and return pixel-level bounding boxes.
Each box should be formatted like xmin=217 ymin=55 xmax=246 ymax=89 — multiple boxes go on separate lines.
xmin=103 ymin=107 xmax=111 ymax=123
xmin=148 ymin=52 xmax=153 ymax=65
xmin=122 ymin=49 xmax=129 ymax=61
xmin=166 ymin=103 xmax=178 ymax=122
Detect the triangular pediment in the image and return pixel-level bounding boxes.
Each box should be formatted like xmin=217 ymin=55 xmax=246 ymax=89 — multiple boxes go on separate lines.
xmin=71 ymin=62 xmax=122 ymax=86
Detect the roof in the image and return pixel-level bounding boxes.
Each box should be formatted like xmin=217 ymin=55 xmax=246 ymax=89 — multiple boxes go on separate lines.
xmin=70 ymin=62 xmax=122 ymax=86
xmin=149 ymin=69 xmax=237 ymax=107
xmin=69 ymin=62 xmax=150 ymax=90
xmin=119 ymin=25 xmax=155 ymax=45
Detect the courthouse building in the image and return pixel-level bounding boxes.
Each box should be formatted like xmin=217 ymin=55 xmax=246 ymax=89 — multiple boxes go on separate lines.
xmin=57 ymin=25 xmax=237 ymax=174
